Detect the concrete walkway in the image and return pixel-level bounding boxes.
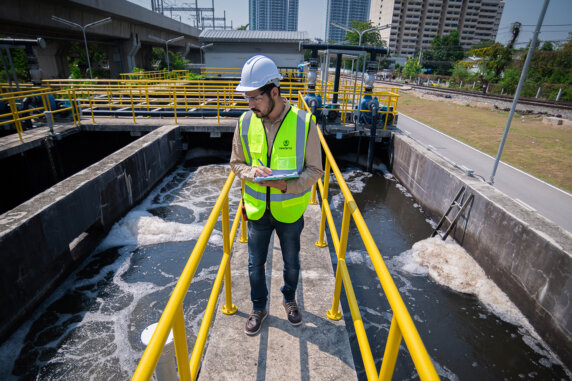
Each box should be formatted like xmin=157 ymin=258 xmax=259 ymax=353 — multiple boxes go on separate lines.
xmin=199 ymin=204 xmax=356 ymax=380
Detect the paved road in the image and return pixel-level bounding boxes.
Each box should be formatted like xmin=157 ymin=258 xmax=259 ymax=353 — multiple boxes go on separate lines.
xmin=397 ymin=113 xmax=572 ymax=234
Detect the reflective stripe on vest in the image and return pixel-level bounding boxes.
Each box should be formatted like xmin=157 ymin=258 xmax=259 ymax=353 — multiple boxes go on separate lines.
xmin=239 ymin=106 xmax=311 ymax=223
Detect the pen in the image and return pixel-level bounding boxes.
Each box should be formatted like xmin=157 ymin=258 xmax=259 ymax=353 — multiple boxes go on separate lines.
xmin=258 ymin=159 xmax=265 ymax=167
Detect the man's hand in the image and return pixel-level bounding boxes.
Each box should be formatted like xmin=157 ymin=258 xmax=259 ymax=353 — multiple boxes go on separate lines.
xmin=255 ymin=165 xmax=286 ymax=192
xmin=257 ymin=179 xmax=287 ymax=192
xmin=255 ymin=164 xmax=273 ymax=178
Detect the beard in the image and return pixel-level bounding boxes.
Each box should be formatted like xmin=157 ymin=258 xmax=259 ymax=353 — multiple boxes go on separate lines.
xmin=251 ymin=97 xmax=275 ymax=118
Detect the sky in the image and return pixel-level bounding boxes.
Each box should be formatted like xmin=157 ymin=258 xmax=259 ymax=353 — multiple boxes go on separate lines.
xmin=130 ymin=0 xmax=572 ymax=47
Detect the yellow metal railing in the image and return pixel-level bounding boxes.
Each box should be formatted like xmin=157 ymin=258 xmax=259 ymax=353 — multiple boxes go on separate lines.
xmin=298 ymin=93 xmax=438 ymax=380
xmin=131 ymin=92 xmax=434 ymax=381
xmin=119 ymin=70 xmax=190 ymax=81
xmin=132 ymin=171 xmax=242 ymax=381
xmin=199 ymin=66 xmax=305 ymax=81
xmin=1 ymin=73 xmax=398 ymax=144
xmin=42 ymin=78 xmax=306 ymax=125
xmin=0 ymin=86 xmax=80 ymax=142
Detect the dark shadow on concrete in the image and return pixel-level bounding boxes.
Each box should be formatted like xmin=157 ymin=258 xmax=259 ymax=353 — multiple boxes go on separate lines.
xmin=255 ymin=235 xmax=274 ymax=381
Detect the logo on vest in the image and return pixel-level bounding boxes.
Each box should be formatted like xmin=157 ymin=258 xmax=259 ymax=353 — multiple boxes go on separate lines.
xmin=279 ymin=139 xmax=293 ymax=150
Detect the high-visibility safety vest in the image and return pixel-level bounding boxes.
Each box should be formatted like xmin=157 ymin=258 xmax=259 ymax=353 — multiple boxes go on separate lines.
xmin=239 ymin=106 xmax=312 ymax=223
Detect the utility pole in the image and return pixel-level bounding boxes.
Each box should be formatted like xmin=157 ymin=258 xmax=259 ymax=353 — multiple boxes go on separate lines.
xmin=490 ymin=0 xmax=550 ymax=184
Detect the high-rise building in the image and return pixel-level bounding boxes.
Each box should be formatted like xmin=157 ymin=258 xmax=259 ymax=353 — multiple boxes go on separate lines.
xmin=369 ymin=0 xmax=505 ymax=56
xmin=325 ymin=0 xmax=372 ymax=42
xmin=249 ymin=0 xmax=299 ymax=31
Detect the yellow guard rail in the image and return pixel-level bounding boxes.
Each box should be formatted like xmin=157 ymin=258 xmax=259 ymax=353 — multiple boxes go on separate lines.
xmin=131 ymin=98 xmax=437 ymax=381
xmin=297 ymin=94 xmax=439 ymax=380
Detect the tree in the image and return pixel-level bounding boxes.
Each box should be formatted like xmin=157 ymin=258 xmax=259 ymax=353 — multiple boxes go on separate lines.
xmin=0 ymin=48 xmax=30 ymax=82
xmin=422 ymin=30 xmax=465 ymax=75
xmin=151 ymin=48 xmax=189 ymax=70
xmin=66 ymin=41 xmax=108 ymax=78
xmin=403 ymin=56 xmax=421 ymax=78
xmin=540 ymin=41 xmax=554 ymax=51
xmin=237 ymin=24 xmax=249 ymax=30
xmin=469 ymin=42 xmax=511 ymax=81
xmin=343 ymin=20 xmax=385 ymax=47
xmin=450 ymin=62 xmax=476 ymax=86
xmin=497 ymin=68 xmax=520 ymax=93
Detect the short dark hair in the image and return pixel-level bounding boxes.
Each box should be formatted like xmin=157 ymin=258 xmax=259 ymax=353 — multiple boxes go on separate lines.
xmin=259 ymin=83 xmax=280 ymax=96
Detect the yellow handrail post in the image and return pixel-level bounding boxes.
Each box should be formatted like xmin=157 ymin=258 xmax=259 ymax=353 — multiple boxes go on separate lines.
xmin=145 ymin=85 xmax=150 ymax=112
xmin=327 ymin=198 xmax=352 ymax=321
xmin=221 ymin=194 xmax=238 ymax=315
xmin=309 ymin=183 xmax=318 ymax=205
xmin=71 ymin=89 xmax=80 ymax=126
xmin=173 ymin=305 xmax=191 ymax=381
xmin=184 ymin=86 xmax=188 ymax=112
xmin=173 ymin=87 xmax=178 ymax=124
xmin=129 ymin=88 xmax=136 ymax=124
xmin=239 ymin=180 xmax=248 ymax=243
xmin=379 ymin=316 xmax=403 ymax=380
xmin=8 ymin=98 xmax=24 ymax=143
xmin=88 ymin=88 xmax=95 ymax=124
xmin=315 ymin=159 xmax=331 ymax=247
xmin=216 ymin=90 xmax=220 ymax=124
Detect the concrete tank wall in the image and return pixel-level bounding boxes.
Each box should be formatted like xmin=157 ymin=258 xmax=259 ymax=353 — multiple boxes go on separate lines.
xmin=0 ymin=125 xmax=182 ymax=342
xmin=389 ymin=132 xmax=572 ymax=366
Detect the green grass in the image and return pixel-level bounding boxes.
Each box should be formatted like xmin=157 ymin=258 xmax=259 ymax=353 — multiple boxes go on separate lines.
xmin=397 ymin=92 xmax=572 ymax=193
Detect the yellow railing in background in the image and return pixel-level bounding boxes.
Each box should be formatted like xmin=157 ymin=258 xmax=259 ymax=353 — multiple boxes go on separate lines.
xmin=0 ymin=86 xmax=79 ymax=142
xmin=119 ymin=70 xmax=190 ymax=81
xmin=199 ymin=66 xmax=304 ymax=81
xmin=0 ymin=69 xmax=398 ymax=144
xmin=298 ymin=93 xmax=438 ymax=380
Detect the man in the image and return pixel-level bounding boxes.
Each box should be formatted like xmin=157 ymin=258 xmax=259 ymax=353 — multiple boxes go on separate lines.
xmin=230 ymin=55 xmax=323 ymax=335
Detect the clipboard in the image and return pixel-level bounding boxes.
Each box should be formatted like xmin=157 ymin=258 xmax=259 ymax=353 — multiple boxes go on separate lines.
xmin=253 ymin=169 xmax=300 ymax=182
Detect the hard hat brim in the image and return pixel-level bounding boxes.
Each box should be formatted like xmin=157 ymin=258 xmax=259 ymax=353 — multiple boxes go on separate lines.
xmin=235 ymin=83 xmax=262 ymax=92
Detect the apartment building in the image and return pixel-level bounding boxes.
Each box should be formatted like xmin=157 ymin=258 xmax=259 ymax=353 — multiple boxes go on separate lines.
xmin=370 ymin=0 xmax=504 ymax=56
xmin=249 ymin=0 xmax=299 ymax=31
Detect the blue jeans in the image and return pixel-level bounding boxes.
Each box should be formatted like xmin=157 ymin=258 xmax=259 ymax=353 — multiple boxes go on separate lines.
xmin=247 ymin=210 xmax=304 ymax=310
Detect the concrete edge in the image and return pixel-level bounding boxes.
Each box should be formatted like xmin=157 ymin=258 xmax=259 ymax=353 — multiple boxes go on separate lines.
xmin=0 ymin=124 xmax=183 ymax=343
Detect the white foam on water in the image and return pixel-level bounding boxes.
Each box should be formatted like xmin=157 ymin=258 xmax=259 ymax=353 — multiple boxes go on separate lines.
xmin=396 ymin=236 xmax=568 ymax=371
xmin=395 ymin=183 xmax=412 ymax=198
xmin=331 ymin=192 xmax=344 ymax=210
xmin=96 ymin=164 xmax=239 ymax=253
xmin=346 ymin=250 xmax=365 ymax=265
xmin=1 ymin=164 xmax=237 ymax=379
xmin=98 ymin=211 xmax=213 ymax=251
xmin=425 ymin=218 xmax=438 ymax=230
xmin=341 ymin=169 xmax=372 ymax=193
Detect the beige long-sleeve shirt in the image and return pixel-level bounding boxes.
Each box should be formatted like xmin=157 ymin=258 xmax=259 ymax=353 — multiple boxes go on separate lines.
xmin=230 ymin=98 xmax=323 ymax=194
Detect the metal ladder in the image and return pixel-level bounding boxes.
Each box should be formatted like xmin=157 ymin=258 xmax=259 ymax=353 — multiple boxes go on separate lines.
xmin=431 ymin=186 xmax=474 ymax=240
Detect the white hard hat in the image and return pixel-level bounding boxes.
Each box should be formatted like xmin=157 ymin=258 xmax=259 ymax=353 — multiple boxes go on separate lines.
xmin=236 ymin=55 xmax=283 ymax=92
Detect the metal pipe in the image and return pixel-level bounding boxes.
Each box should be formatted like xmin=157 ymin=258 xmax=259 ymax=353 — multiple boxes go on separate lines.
xmin=302 ymin=43 xmax=387 ymax=55
xmin=332 ymin=53 xmax=342 ymax=104
xmin=367 ymin=103 xmax=378 ymax=172
xmin=490 ymin=0 xmax=550 ymax=184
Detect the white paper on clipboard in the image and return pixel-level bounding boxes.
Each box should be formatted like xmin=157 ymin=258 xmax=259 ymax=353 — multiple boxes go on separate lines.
xmin=253 ymin=169 xmax=300 ymax=182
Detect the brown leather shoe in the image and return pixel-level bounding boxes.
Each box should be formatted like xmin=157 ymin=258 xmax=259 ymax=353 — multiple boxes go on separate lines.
xmin=283 ymin=300 xmax=302 ymax=326
xmin=245 ymin=309 xmax=268 ymax=335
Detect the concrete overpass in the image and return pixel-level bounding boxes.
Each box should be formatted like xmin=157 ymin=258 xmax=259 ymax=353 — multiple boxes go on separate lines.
xmin=0 ymin=0 xmax=202 ymax=79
